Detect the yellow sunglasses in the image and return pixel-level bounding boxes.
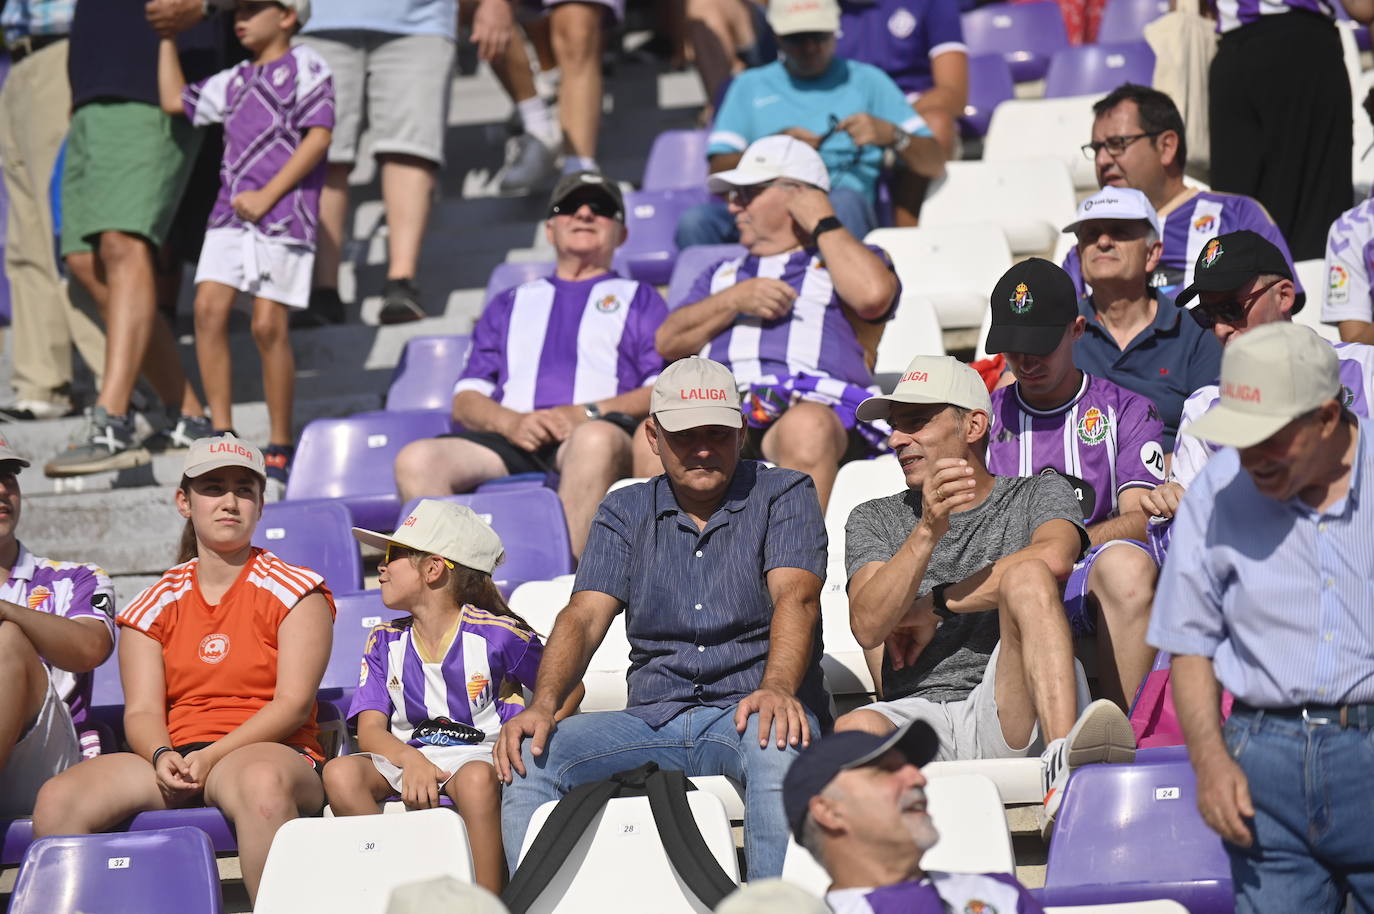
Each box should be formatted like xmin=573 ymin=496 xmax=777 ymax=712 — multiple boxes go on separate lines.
xmin=384 ymin=542 xmax=455 ymax=569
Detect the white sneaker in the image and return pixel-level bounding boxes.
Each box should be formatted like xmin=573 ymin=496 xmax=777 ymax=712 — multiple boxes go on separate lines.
xmin=1040 ymin=699 xmax=1136 ymax=834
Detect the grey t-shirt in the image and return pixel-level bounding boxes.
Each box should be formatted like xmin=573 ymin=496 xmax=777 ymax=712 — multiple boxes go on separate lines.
xmin=845 ymin=472 xmax=1087 ymax=703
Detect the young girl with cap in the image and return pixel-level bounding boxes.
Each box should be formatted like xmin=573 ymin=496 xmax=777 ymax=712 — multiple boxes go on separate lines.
xmin=32 ymin=435 xmax=337 ymax=904
xmin=323 ymin=499 xmax=580 ymax=893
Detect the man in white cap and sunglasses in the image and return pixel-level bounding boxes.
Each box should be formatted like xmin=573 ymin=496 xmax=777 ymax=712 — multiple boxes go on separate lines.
xmin=496 ymin=355 xmax=830 ymax=880
xmin=0 ymin=434 xmax=116 ymax=815
xmin=1150 ymin=321 xmax=1374 ymax=914
xmin=834 ymin=355 xmax=1135 ymax=831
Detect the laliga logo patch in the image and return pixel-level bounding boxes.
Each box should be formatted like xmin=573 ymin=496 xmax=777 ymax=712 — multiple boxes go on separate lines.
xmin=888 ymin=7 xmax=917 ymax=38
xmin=1201 ymin=238 xmax=1223 ymax=268
xmin=27 ymin=586 xmax=51 ymax=611
xmin=1010 ymin=282 xmax=1034 ymax=314
xmin=1193 ymin=214 xmax=1216 ymax=231
xmin=1076 ymin=406 xmax=1109 ymax=445
xmin=1329 ymin=265 xmax=1350 ymax=305
xmin=198 ymin=633 xmax=230 ymax=664
xmin=595 ymin=294 xmax=621 ymax=314
xmin=401 ymin=514 xmax=419 ymax=527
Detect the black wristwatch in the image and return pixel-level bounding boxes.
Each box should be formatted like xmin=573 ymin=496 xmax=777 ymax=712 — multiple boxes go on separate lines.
xmin=812 ymin=216 xmax=844 ymax=240
xmin=931 ymin=583 xmax=955 ymax=620
xmin=582 ymin=402 xmax=602 ymax=420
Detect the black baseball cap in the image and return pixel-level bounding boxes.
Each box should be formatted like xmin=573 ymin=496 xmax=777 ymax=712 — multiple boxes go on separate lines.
xmin=547 ymin=171 xmax=625 ymax=222
xmin=781 ymin=720 xmax=940 ymax=842
xmin=1174 ymin=230 xmax=1296 ymax=309
xmin=984 ymin=258 xmax=1080 ymax=356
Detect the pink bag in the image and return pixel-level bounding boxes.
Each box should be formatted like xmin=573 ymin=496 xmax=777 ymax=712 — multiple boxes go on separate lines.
xmin=1129 ymin=654 xmax=1234 ymax=748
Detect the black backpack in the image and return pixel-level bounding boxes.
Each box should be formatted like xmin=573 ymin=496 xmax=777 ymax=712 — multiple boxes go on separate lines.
xmin=502 ymin=762 xmax=738 ymax=914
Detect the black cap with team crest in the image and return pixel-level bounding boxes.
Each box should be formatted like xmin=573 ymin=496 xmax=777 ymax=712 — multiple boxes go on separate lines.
xmin=547 ymin=171 xmax=625 ymax=222
xmin=1174 ymin=230 xmax=1295 ymax=308
xmin=985 ymin=258 xmax=1080 ymax=357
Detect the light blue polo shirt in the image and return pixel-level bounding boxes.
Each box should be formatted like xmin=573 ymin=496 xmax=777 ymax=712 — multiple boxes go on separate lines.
xmin=708 ymin=57 xmax=929 ymax=201
xmin=302 ymin=0 xmax=456 ymax=39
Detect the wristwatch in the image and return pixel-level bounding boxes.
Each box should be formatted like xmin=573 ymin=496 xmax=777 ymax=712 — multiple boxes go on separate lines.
xmin=812 ymin=216 xmax=844 ymax=240
xmin=582 ymin=403 xmax=603 ymax=420
xmin=931 ymin=583 xmax=955 ymax=620
xmin=892 ymin=127 xmax=912 ymax=153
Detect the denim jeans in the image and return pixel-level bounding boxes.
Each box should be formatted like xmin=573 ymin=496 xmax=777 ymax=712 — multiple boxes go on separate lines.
xmin=1224 ymin=706 xmax=1374 ymax=913
xmin=673 ymin=186 xmax=879 ymax=248
xmin=500 ymin=704 xmax=815 ymax=879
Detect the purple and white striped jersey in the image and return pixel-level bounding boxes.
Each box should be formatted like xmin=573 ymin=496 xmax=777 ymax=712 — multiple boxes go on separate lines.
xmin=348 ymin=605 xmax=544 ymax=747
xmin=454 ymin=273 xmax=667 ymax=411
xmin=1063 ymin=190 xmax=1297 ymax=299
xmin=1172 ymin=338 xmax=1374 ymax=487
xmin=988 ymin=374 xmax=1166 ymax=526
xmin=1210 ymin=0 xmax=1332 ymax=32
xmin=827 ymin=873 xmax=1045 ymax=914
xmin=1323 ymin=196 xmax=1374 ymax=326
xmin=183 ymin=45 xmax=335 ymax=247
xmin=684 ymin=247 xmax=897 ymax=388
xmin=0 ymin=543 xmax=115 ymax=726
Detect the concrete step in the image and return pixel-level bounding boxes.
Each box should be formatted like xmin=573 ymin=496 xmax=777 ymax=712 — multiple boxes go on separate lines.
xmin=22 ymin=486 xmax=193 ymax=577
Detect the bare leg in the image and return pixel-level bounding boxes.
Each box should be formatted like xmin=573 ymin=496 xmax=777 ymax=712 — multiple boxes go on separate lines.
xmin=1087 ymin=544 xmax=1158 ymax=711
xmin=313 ymin=163 xmax=352 ymax=292
xmin=65 ymin=251 xmax=109 ymax=318
xmin=321 ymin=754 xmax=392 ymax=816
xmin=251 ymin=297 xmax=295 ymax=445
xmin=758 ymin=401 xmax=848 ymax=509
xmin=33 ymin=753 xmax=176 ymax=837
xmin=995 ymin=558 xmax=1078 ymax=746
xmin=549 ymin=3 xmax=604 ymax=162
xmin=394 ymin=437 xmax=510 ymax=502
xmin=93 ymin=231 xmax=159 ymax=416
xmin=686 ymin=0 xmax=755 ymax=104
xmin=833 ymin=707 xmax=898 ymax=736
xmin=193 ymin=282 xmax=239 ymax=433
xmin=555 ymin=420 xmax=632 ymax=559
xmin=447 ymin=760 xmax=507 ymax=894
xmin=379 ymin=154 xmax=437 ymax=283
xmin=0 ymin=624 xmax=52 ymax=773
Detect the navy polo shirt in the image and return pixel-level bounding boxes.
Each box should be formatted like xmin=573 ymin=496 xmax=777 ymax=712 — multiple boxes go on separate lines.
xmin=573 ymin=460 xmax=830 ymax=728
xmin=1072 ymin=290 xmax=1222 ymax=450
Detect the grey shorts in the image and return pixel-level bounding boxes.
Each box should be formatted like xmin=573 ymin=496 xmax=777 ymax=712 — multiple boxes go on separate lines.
xmin=0 ymin=668 xmax=80 ymax=816
xmin=296 ymin=32 xmax=455 ymax=166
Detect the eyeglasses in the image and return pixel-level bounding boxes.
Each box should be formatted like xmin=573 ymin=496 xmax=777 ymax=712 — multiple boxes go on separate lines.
xmin=549 ymin=195 xmax=620 ymax=220
xmin=1080 ymin=131 xmax=1163 ymax=159
xmin=384 ymin=542 xmax=454 ymax=569
xmin=725 ymin=180 xmax=803 ymax=207
xmin=1189 ymin=278 xmax=1285 ymax=329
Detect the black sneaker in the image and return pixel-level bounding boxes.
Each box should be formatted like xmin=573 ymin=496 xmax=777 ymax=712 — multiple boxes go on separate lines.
xmin=43 ymin=407 xmax=150 ymax=477
xmin=379 ymin=278 xmax=426 ymax=324
xmin=143 ymin=412 xmax=214 ymax=454
xmin=290 ymin=288 xmax=347 ymax=329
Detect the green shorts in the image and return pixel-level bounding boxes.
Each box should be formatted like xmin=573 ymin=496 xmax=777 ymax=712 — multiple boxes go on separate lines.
xmin=60 ymin=100 xmax=203 ymax=256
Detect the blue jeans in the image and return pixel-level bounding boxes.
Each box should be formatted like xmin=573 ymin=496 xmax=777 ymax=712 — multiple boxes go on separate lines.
xmin=500 ymin=704 xmax=814 ymax=879
xmin=674 ymin=187 xmax=879 ymax=248
xmin=1224 ymin=706 xmax=1374 ymax=913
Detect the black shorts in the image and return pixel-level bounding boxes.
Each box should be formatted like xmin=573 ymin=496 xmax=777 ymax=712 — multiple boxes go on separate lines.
xmin=174 ymin=741 xmax=323 ymax=777
xmin=441 ymin=412 xmax=639 ymax=476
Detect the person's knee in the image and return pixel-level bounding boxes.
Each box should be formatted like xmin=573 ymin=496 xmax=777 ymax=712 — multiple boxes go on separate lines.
xmin=549 ymin=3 xmax=602 ymax=64
xmin=563 ymin=420 xmax=631 ymax=468
xmin=96 ymin=231 xmax=149 ymax=268
xmin=997 ymin=558 xmax=1065 ymax=628
xmin=1091 ymin=547 xmax=1158 ymax=620
xmin=33 ymin=770 xmax=84 ymax=835
xmin=833 ymin=708 xmax=897 ymax=737
xmin=765 ymin=404 xmax=844 ymax=469
xmin=250 ymin=308 xmax=287 ymax=351
xmin=394 ymin=439 xmax=443 ymax=492
xmin=321 ymin=756 xmax=366 ymax=799
xmin=227 ymin=758 xmax=298 ymax=821
xmin=452 ymin=761 xmax=500 ymax=801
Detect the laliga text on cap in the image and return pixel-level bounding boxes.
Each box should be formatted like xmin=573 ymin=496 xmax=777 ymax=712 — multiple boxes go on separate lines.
xmin=681 ymin=388 xmax=730 ymax=401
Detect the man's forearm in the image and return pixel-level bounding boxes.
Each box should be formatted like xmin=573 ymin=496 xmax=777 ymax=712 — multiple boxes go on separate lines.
xmin=656 ymin=293 xmax=739 ymax=359
xmin=760 ymin=590 xmax=820 ymax=692
xmin=593 ymin=386 xmax=651 ymax=419
xmin=897 ymin=134 xmax=946 ymax=180
xmin=529 ymin=610 xmax=603 ymax=713
xmin=813 ymin=231 xmax=897 ymax=320
xmin=1171 ymin=654 xmax=1230 ymax=766
xmin=850 ymin=526 xmax=937 ymax=648
xmin=1087 ymin=510 xmax=1148 ymax=547
xmin=452 ymin=390 xmax=518 ymax=434
xmin=2 ymin=603 xmax=110 ymax=672
xmin=257 ymin=127 xmax=332 ymax=212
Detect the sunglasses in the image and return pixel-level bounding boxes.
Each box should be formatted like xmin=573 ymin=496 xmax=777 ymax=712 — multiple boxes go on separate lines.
xmin=1188 ymin=278 xmax=1284 ymax=330
xmin=725 ymin=180 xmax=806 ymax=207
xmin=384 ymin=543 xmax=454 ymax=569
xmin=550 ymin=194 xmax=620 ymax=220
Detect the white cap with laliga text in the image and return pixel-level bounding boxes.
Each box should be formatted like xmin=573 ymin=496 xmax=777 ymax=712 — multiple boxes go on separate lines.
xmin=707 ymin=135 xmax=831 ymax=195
xmin=651 ymin=357 xmax=744 ymax=432
xmin=1062 ymin=186 xmax=1162 ymax=238
xmin=855 ymin=355 xmax=992 ymax=421
xmin=767 ymin=0 xmax=841 ymax=36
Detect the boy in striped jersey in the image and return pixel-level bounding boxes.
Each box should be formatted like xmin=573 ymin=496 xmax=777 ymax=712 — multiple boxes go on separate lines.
xmin=984 ymin=259 xmax=1165 ymax=710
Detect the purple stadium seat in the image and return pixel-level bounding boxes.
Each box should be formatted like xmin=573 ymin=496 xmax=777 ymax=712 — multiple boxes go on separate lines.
xmin=1043 ymin=41 xmax=1157 ymax=100
xmin=1096 ymin=0 xmax=1169 ymax=43
xmin=284 ymin=409 xmax=456 ymax=531
xmin=1 ymin=818 xmax=33 ymax=866
xmin=253 ymin=500 xmax=363 ymax=594
xmin=961 ymin=1 xmax=1069 ymax=83
xmin=484 ymin=260 xmax=553 ymax=305
xmin=616 ymin=186 xmax=713 ymax=286
xmin=961 ymin=53 xmax=1016 ymax=138
xmin=666 ymin=243 xmax=746 ymax=310
xmin=9 ymin=827 xmax=222 ymax=914
xmin=475 ymin=472 xmax=553 ymax=491
xmin=320 ymin=589 xmax=391 ymax=712
xmin=385 ymin=334 xmax=471 ymax=412
xmin=642 ymin=129 xmax=710 ymax=191
xmin=125 ymin=810 xmax=238 ymax=855
xmin=395 ymin=488 xmax=573 ymax=594
xmin=1039 ymin=758 xmax=1234 ymax=913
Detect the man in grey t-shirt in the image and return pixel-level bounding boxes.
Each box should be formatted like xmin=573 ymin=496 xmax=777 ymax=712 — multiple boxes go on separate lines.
xmin=835 ymin=355 xmax=1136 ymax=829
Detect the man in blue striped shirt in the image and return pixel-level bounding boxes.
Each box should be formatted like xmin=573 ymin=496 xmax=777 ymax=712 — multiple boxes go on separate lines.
xmin=1150 ymin=322 xmax=1374 ymax=914
xmin=494 ymin=356 xmax=829 ymax=880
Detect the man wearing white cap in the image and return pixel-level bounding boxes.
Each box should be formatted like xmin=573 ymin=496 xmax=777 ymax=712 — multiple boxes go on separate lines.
xmin=0 ymin=434 xmax=116 ymax=815
xmin=834 ymin=355 xmax=1134 ymax=829
xmin=496 ymin=355 xmax=830 ymax=880
xmin=1150 ymin=322 xmax=1374 ymax=914
xmin=676 ymin=0 xmax=943 ymax=247
xmin=650 ymin=135 xmax=900 ymax=509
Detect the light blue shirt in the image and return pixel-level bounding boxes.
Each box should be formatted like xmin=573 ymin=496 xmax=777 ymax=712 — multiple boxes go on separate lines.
xmin=2 ymin=0 xmax=75 ymax=43
xmin=302 ymin=0 xmax=456 ymax=40
xmin=708 ymin=57 xmax=929 ymax=201
xmin=1149 ymin=418 xmax=1374 ymax=707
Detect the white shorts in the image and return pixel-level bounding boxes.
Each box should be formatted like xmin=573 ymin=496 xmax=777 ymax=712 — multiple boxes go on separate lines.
xmin=0 ymin=668 xmax=80 ymax=817
xmin=194 ymin=226 xmax=314 ymax=309
xmin=361 ymin=744 xmax=494 ymax=794
xmin=862 ymin=643 xmax=1092 ymax=761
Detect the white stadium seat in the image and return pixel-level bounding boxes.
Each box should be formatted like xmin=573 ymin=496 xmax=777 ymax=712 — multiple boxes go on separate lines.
xmin=983 ymin=95 xmax=1100 ymax=191
xmin=865 ymin=224 xmax=1012 ymax=332
xmin=923 ymin=757 xmax=1045 ymax=806
xmin=254 ymin=808 xmax=474 ymax=914
xmin=919 ymin=160 xmax=1080 ymax=257
xmin=509 ymin=577 xmax=631 ymax=712
xmin=1293 ymin=258 xmax=1341 ymax=343
xmin=516 ymin=791 xmax=739 ymax=913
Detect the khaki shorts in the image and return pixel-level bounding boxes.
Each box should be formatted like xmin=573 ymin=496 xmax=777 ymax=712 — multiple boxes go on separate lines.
xmin=0 ymin=668 xmax=80 ymax=817
xmin=60 ymin=100 xmax=203 ymax=256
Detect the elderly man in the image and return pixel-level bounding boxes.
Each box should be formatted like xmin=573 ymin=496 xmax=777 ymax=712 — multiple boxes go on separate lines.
xmin=1064 ymin=84 xmax=1297 ymax=301
xmin=1066 ymin=186 xmax=1221 ymax=451
xmin=1150 ymin=322 xmax=1374 ymax=914
xmin=393 ymin=172 xmax=666 ymax=559
xmin=676 ymin=0 xmax=943 ymax=246
xmin=834 ymin=355 xmax=1134 ymax=826
xmin=784 ymin=720 xmax=1045 ymax=912
xmin=0 ymin=434 xmax=116 ymax=815
xmin=495 ymin=356 xmax=830 ymax=879
xmin=647 ymin=136 xmax=899 ymax=508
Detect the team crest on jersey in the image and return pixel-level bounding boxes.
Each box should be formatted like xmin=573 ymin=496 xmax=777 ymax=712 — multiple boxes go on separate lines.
xmin=595 ymin=294 xmax=621 ymax=314
xmin=467 ymin=672 xmax=491 ymax=705
xmin=1330 ymin=265 xmax=1350 ymax=305
xmin=964 ymin=901 xmax=998 ymax=914
xmin=1076 ymin=407 xmax=1109 ymax=445
xmin=1192 ymin=214 xmax=1215 ymax=232
xmin=271 ymin=65 xmax=288 ymax=87
xmin=1010 ymin=282 xmax=1034 ymax=314
xmin=26 ymin=586 xmax=51 ymax=611
xmin=358 ymin=659 xmax=369 ymax=687
xmin=198 ymin=633 xmax=230 ymax=664
xmin=888 ymin=7 xmax=917 ymax=38
xmin=1201 ymin=238 xmax=1223 ymax=268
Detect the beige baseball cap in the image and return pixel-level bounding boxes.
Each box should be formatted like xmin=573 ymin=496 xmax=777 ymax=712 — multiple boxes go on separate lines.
xmin=183 ymin=435 xmax=266 ymax=480
xmin=651 ymin=356 xmax=744 ymax=432
xmin=856 ymin=355 xmax=993 ymax=421
xmin=0 ymin=433 xmax=31 ymax=469
xmin=768 ymin=0 xmax=841 ymax=36
xmin=1183 ymin=322 xmax=1341 ymax=449
xmin=352 ymin=499 xmax=505 ymax=574
xmin=278 ymin=0 xmax=311 ymax=26
xmin=707 ymin=135 xmax=832 ymax=195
